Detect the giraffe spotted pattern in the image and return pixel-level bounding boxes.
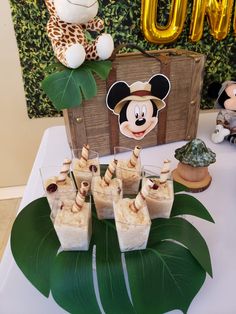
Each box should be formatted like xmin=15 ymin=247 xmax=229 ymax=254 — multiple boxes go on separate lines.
xmin=45 ymin=0 xmax=105 ymax=67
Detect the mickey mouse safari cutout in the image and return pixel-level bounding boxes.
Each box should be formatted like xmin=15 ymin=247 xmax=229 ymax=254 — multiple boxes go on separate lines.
xmin=106 ymin=74 xmax=171 ymax=140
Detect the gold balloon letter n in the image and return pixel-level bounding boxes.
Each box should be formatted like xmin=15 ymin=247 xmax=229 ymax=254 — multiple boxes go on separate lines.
xmin=141 ymin=0 xmax=188 ymax=44
xmin=190 ymin=0 xmax=234 ymax=41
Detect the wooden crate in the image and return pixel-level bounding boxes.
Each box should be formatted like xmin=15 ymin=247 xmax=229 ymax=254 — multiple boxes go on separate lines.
xmin=63 ymin=48 xmax=205 ymax=155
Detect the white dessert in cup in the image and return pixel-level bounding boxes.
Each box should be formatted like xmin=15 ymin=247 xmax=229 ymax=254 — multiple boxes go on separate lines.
xmin=72 ymin=144 xmax=100 ymax=189
xmin=113 ymin=179 xmax=153 ymax=252
xmin=113 ymin=198 xmax=151 ymax=252
xmin=142 ymin=160 xmax=174 ymax=219
xmin=115 ymin=146 xmax=141 ymax=194
xmin=142 ymin=177 xmax=174 ymax=219
xmin=42 ymin=159 xmax=76 ymax=221
xmin=116 ymin=160 xmax=141 ymax=194
xmin=92 ymin=176 xmax=122 ymax=219
xmin=54 ymin=200 xmax=92 ymax=251
xmin=54 ymin=181 xmax=92 ymax=251
xmin=92 ymin=159 xmax=122 ymax=219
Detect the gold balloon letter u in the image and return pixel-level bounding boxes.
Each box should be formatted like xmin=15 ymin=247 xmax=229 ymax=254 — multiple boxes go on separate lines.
xmin=141 ymin=0 xmax=188 ymax=44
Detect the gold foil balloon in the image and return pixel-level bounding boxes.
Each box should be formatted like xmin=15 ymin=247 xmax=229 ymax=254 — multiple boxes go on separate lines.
xmin=190 ymin=0 xmax=234 ymax=42
xmin=234 ymin=2 xmax=236 ymax=37
xmin=141 ymin=0 xmax=188 ymax=44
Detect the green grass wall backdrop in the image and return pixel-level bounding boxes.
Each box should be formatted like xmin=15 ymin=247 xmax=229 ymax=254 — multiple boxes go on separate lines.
xmin=10 ymin=0 xmax=236 ymax=118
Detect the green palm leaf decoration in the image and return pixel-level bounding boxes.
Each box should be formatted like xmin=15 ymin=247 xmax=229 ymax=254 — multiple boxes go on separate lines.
xmin=41 ymin=60 xmax=112 ymax=111
xmin=10 ymin=197 xmax=60 ymax=297
xmin=50 ymin=250 xmax=101 ymax=314
xmin=11 ymin=178 xmax=214 ymax=314
xmin=125 ymin=241 xmax=206 ymax=314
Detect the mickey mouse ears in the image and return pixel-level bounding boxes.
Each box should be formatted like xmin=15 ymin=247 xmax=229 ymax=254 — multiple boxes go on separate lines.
xmin=106 ymin=74 xmax=171 ymax=114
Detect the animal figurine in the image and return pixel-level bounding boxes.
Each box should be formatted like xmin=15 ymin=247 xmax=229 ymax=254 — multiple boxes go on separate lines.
xmin=44 ymin=0 xmax=114 ymax=69
xmin=106 ymin=74 xmax=171 ymax=140
xmin=209 ymin=81 xmax=236 ymax=144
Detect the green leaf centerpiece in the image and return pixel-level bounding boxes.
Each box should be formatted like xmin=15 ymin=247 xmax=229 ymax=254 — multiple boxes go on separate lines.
xmin=11 ymin=178 xmax=214 ymax=314
xmin=41 ymin=60 xmax=112 ymax=111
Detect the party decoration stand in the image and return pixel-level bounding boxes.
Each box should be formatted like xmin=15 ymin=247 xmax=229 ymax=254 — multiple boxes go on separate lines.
xmin=11 ymin=174 xmax=214 ymax=314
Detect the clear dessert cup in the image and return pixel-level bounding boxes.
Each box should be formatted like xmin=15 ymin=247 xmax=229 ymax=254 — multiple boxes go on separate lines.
xmin=113 ymin=195 xmax=151 ymax=252
xmin=142 ymin=165 xmax=174 ymax=219
xmin=54 ymin=195 xmax=92 ymax=251
xmin=40 ymin=165 xmax=77 ymax=221
xmin=72 ymin=148 xmax=100 ymax=189
xmin=91 ymin=176 xmax=122 ymax=220
xmin=114 ymin=146 xmax=141 ymax=194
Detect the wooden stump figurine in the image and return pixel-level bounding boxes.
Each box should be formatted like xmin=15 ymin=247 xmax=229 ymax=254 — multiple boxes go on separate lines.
xmin=172 ymin=138 xmax=216 ymax=192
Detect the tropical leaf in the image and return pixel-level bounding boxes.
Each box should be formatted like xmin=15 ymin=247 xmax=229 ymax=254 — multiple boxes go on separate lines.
xmin=74 ymin=68 xmax=97 ymax=100
xmin=10 ymin=197 xmax=60 ymax=297
xmin=148 ymin=217 xmax=213 ymax=277
xmin=125 ymin=241 xmax=206 ymax=314
xmin=10 ymin=190 xmax=213 ymax=313
xmin=173 ymin=180 xmax=188 ymax=193
xmin=50 ymin=250 xmax=101 ymax=314
xmin=41 ymin=69 xmax=83 ymax=110
xmin=93 ymin=217 xmax=135 ymax=314
xmin=41 ymin=61 xmax=112 ymax=111
xmin=171 ymin=193 xmax=214 ymax=223
xmin=83 ymin=60 xmax=112 ymax=80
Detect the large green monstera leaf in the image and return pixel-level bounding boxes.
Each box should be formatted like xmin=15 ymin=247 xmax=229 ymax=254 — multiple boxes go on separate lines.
xmin=41 ymin=60 xmax=112 ymax=111
xmin=11 ymin=181 xmax=214 ymax=314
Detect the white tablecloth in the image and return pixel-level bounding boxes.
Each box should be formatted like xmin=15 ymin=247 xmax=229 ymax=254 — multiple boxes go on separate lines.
xmin=1 ymin=112 xmax=236 ymax=314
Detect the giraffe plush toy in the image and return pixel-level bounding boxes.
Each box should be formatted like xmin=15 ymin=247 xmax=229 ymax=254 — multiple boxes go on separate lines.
xmin=45 ymin=0 xmax=114 ymax=69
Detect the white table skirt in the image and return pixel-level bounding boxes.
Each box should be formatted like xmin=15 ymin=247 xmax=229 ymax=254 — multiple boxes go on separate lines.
xmin=1 ymin=111 xmax=236 ymax=314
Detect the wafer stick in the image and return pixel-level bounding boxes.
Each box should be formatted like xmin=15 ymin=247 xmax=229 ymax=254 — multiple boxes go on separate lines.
xmin=45 ymin=177 xmax=58 ymax=193
xmin=130 ymin=179 xmax=153 ymax=212
xmin=128 ymin=146 xmax=141 ymax=168
xmin=57 ymin=158 xmax=72 ymax=184
xmin=160 ymin=159 xmax=171 ymax=184
xmin=71 ymin=181 xmax=90 ymax=212
xmin=102 ymin=159 xmax=117 ymax=186
xmin=78 ymin=144 xmax=90 ymax=168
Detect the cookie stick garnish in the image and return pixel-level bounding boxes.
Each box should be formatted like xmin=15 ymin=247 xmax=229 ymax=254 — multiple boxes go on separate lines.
xmin=128 ymin=146 xmax=141 ymax=168
xmin=130 ymin=179 xmax=154 ymax=213
xmin=78 ymin=144 xmax=90 ymax=168
xmin=45 ymin=176 xmax=58 ymax=193
xmin=101 ymin=159 xmax=117 ymax=186
xmin=160 ymin=159 xmax=171 ymax=184
xmin=71 ymin=181 xmax=90 ymax=213
xmin=57 ymin=158 xmax=72 ymax=184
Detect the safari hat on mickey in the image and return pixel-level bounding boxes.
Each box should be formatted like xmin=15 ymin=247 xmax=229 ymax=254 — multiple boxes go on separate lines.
xmin=113 ymin=81 xmax=166 ymax=114
xmin=106 ymin=74 xmax=171 ymax=115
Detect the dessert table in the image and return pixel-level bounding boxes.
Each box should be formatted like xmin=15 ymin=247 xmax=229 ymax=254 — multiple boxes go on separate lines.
xmin=1 ymin=111 xmax=236 ymax=314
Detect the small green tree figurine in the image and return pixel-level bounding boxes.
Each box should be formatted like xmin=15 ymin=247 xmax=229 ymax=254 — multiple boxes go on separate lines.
xmin=172 ymin=138 xmax=216 ymax=192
